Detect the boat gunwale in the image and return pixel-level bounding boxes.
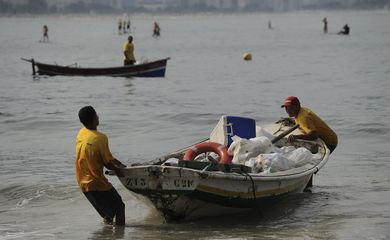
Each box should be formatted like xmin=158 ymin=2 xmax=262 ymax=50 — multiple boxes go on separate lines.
xmin=119 ymin=139 xmax=330 ymax=182
xmin=33 ymin=57 xmax=170 ymax=71
xmin=37 ymin=65 xmax=167 ymax=77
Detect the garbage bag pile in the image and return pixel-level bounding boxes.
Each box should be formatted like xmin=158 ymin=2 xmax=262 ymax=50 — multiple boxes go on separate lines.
xmin=227 ymin=131 xmax=322 ymax=173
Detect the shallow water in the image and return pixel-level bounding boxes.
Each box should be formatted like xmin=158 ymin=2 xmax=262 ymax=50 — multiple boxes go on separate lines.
xmin=0 ymin=10 xmax=390 ymax=239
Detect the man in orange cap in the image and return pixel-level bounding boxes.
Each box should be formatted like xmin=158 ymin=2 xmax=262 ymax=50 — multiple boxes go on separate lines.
xmin=281 ymin=96 xmax=338 ymax=153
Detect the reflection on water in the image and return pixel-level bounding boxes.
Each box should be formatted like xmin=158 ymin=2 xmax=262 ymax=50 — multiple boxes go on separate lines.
xmin=104 ymin=192 xmax=338 ymax=240
xmin=123 ymin=79 xmax=135 ymax=95
xmin=89 ymin=225 xmax=125 ymax=240
xmin=82 ymin=192 xmax=334 ymax=240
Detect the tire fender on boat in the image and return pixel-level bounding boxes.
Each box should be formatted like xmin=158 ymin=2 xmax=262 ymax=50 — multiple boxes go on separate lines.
xmin=183 ymin=142 xmax=232 ymax=164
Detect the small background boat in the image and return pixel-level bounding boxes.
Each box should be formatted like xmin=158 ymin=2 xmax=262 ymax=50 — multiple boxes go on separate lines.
xmin=108 ymin=116 xmax=330 ymax=222
xmin=21 ymin=57 xmax=170 ymax=78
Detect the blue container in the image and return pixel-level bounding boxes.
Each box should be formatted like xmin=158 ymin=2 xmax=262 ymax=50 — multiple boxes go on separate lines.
xmin=210 ymin=116 xmax=256 ymax=147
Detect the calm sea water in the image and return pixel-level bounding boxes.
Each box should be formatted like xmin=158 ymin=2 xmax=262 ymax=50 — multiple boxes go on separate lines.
xmin=1 ymin=10 xmax=390 ymax=239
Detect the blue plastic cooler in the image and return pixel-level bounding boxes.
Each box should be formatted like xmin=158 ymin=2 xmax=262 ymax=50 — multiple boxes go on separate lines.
xmin=210 ymin=116 xmax=256 ymax=147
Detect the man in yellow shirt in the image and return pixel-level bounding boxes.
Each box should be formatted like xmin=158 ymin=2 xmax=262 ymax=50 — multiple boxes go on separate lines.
xmin=76 ymin=106 xmax=126 ymax=226
xmin=123 ymin=35 xmax=136 ymax=66
xmin=281 ymin=96 xmax=338 ymax=153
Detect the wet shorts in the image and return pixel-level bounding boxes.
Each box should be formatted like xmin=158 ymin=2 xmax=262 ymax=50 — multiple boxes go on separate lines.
xmin=84 ymin=187 xmax=125 ymax=221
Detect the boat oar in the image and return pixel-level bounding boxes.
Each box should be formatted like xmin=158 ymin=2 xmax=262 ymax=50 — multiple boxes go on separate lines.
xmin=271 ymin=124 xmax=299 ymax=144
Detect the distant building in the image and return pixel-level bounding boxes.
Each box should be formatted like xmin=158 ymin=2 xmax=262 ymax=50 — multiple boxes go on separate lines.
xmin=103 ymin=0 xmax=137 ymax=10
xmin=3 ymin=0 xmax=386 ymax=14
xmin=44 ymin=0 xmax=136 ymax=10
xmin=133 ymin=0 xmax=251 ymax=11
xmin=1 ymin=0 xmax=29 ymax=5
xmin=46 ymin=0 xmax=82 ymax=9
xmin=134 ymin=0 xmax=163 ymax=11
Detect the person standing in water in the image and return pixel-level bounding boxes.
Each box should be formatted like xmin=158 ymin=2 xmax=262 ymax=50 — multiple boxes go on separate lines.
xmin=268 ymin=20 xmax=273 ymax=30
xmin=42 ymin=25 xmax=49 ymax=42
xmin=322 ymin=18 xmax=328 ymax=34
xmin=118 ymin=18 xmax=122 ymax=34
xmin=126 ymin=19 xmax=131 ymax=32
xmin=122 ymin=19 xmax=127 ymax=34
xmin=153 ymin=21 xmax=161 ymax=37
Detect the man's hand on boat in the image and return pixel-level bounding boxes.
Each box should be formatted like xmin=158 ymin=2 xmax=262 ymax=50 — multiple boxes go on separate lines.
xmin=276 ymin=117 xmax=295 ymax=126
xmin=105 ymin=159 xmax=126 ymax=177
xmin=287 ymin=134 xmax=296 ymax=143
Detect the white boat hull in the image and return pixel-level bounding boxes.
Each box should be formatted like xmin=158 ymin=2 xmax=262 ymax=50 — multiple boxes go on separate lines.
xmin=117 ymin=161 xmax=320 ymax=221
xmin=113 ymin=122 xmax=330 ymax=221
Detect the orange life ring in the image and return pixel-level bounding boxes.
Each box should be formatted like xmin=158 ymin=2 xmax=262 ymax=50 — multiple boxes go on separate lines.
xmin=183 ymin=142 xmax=232 ymax=164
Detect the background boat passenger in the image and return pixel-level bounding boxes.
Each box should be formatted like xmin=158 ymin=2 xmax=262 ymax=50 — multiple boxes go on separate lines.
xmin=123 ymin=35 xmax=136 ymax=65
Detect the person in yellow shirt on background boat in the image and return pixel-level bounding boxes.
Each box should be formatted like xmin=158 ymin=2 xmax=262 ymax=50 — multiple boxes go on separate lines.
xmin=76 ymin=106 xmax=127 ymax=226
xmin=123 ymin=35 xmax=136 ymax=66
xmin=280 ymin=96 xmax=338 ymax=153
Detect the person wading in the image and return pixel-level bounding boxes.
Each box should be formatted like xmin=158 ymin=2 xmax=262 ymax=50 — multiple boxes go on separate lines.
xmin=75 ymin=106 xmax=127 ymax=226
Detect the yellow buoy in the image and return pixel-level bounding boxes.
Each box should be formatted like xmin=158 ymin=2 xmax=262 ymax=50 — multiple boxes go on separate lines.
xmin=243 ymin=52 xmax=252 ymax=61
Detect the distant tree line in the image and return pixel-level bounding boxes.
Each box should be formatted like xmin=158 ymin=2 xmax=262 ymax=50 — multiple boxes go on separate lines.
xmin=0 ymin=0 xmax=118 ymax=14
xmin=0 ymin=0 xmax=50 ymax=14
xmin=1 ymin=0 xmax=389 ymax=15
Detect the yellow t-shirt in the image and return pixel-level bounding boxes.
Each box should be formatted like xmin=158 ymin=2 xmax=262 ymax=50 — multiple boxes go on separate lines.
xmin=75 ymin=127 xmax=114 ymax=192
xmin=123 ymin=42 xmax=135 ymax=61
xmin=294 ymin=107 xmax=338 ymax=147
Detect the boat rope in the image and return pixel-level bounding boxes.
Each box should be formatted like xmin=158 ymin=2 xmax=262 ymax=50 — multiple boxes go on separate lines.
xmin=246 ymin=172 xmax=257 ymax=201
xmin=237 ymin=171 xmax=256 ymax=202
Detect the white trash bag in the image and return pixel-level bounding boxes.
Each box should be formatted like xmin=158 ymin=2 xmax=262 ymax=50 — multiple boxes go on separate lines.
xmin=228 ymin=135 xmax=272 ymax=164
xmin=256 ymin=153 xmax=295 ymax=173
xmin=255 ymin=147 xmax=317 ymax=173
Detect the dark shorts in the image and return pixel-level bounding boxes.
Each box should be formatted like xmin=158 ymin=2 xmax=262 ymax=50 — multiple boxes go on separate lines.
xmin=84 ymin=187 xmax=125 ymax=220
xmin=124 ymin=60 xmax=135 ymax=66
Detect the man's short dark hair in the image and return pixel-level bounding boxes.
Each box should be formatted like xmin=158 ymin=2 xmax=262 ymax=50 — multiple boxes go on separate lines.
xmin=78 ymin=106 xmax=96 ymax=126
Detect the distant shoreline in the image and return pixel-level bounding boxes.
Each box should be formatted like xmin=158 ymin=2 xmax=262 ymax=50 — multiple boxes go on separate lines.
xmin=1 ymin=8 xmax=389 ymax=18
